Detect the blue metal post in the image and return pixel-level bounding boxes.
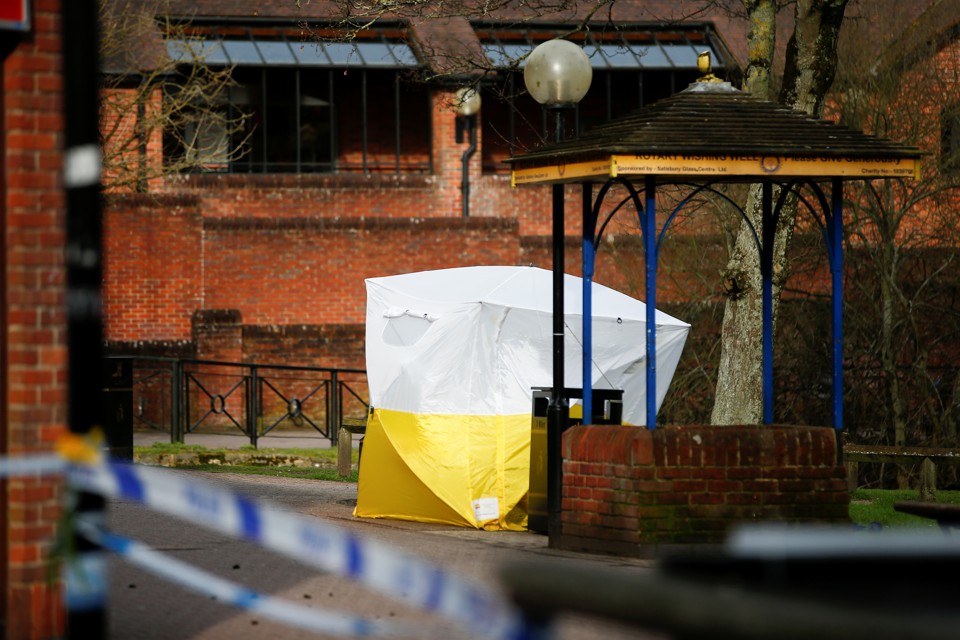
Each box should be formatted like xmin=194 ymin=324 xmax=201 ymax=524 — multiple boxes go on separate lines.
xmin=582 ymin=183 xmax=594 ymax=425
xmin=761 ymin=181 xmax=774 ymax=425
xmin=830 ymin=177 xmax=844 ymax=431
xmin=643 ymin=176 xmax=658 ymax=429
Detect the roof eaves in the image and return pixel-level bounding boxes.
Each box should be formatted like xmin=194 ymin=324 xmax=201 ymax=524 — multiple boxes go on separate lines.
xmin=409 ymin=16 xmax=488 ymax=78
xmin=100 ymin=0 xmax=170 ymax=75
xmin=508 ymin=86 xmax=922 ymax=167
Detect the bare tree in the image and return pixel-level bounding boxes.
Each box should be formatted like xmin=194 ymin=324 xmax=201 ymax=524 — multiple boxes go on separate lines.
xmin=99 ymin=0 xmax=249 ymax=191
xmin=711 ymin=0 xmax=850 ymax=424
xmin=832 ymin=3 xmax=960 ymax=487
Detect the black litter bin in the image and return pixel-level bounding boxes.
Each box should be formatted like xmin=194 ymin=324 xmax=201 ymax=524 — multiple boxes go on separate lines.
xmin=101 ymin=357 xmax=133 ymax=460
xmin=528 ymin=387 xmax=623 ymax=534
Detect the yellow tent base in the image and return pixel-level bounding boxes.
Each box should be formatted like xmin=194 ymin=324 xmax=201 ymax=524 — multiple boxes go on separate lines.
xmin=354 ymin=408 xmax=529 ymax=531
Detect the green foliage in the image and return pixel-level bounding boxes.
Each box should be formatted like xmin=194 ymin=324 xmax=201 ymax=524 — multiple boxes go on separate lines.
xmin=137 ymin=443 xmax=341 ymax=462
xmin=145 ymin=442 xmax=211 ymax=453
xmin=850 ymin=489 xmax=960 ymax=528
xmin=181 ymin=464 xmax=358 ymax=482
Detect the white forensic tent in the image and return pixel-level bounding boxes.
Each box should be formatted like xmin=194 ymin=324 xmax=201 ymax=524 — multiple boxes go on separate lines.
xmin=354 ymin=265 xmax=689 ymax=530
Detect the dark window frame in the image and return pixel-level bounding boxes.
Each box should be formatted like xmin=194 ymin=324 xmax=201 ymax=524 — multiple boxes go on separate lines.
xmin=163 ymin=27 xmax=431 ymax=176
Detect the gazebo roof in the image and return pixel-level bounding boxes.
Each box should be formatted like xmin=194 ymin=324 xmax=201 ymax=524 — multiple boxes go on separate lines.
xmin=509 ymin=81 xmax=923 ymax=185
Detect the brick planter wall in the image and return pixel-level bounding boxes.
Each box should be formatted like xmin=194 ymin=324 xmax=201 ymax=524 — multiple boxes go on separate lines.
xmin=560 ymin=424 xmax=849 ymax=557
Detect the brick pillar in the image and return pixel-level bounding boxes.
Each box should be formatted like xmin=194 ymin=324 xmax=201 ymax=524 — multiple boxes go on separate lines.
xmin=3 ymin=1 xmax=69 ymax=637
xmin=560 ymin=424 xmax=850 ymax=557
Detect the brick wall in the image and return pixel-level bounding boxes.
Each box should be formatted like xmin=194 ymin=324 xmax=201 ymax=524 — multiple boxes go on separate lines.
xmin=104 ymin=192 xmax=726 ymax=364
xmin=3 ymin=1 xmax=68 ymax=637
xmin=560 ymin=424 xmax=849 ymax=557
xmin=202 ymin=216 xmax=522 ymax=326
xmin=103 ymin=193 xmax=203 ymax=342
xmin=100 ymin=85 xmax=163 ymax=192
xmin=104 ymin=194 xmax=527 ymax=342
xmin=193 ymin=309 xmax=243 ymax=362
xmin=243 ymin=324 xmax=365 ymax=370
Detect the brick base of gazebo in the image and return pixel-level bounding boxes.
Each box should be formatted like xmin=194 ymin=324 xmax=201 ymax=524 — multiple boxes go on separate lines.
xmin=559 ymin=424 xmax=850 ymax=557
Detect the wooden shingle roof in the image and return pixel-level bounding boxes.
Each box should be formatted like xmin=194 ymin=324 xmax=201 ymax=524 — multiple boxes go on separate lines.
xmin=509 ymin=80 xmax=923 ymax=184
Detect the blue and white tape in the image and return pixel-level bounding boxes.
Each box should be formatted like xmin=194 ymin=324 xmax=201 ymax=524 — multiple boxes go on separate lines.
xmin=73 ymin=517 xmax=415 ymax=637
xmin=2 ymin=454 xmax=530 ymax=638
xmin=0 ymin=454 xmax=67 ymax=478
xmin=67 ymin=460 xmax=526 ymax=640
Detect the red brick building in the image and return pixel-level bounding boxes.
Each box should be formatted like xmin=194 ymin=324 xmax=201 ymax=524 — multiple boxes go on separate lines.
xmin=101 ymin=1 xmax=747 ymax=366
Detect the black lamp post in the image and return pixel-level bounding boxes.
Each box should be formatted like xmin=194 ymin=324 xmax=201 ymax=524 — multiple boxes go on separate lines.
xmin=523 ymin=39 xmax=592 ymax=546
xmin=62 ymin=1 xmax=108 ymax=636
xmin=455 ymin=87 xmax=481 ymax=218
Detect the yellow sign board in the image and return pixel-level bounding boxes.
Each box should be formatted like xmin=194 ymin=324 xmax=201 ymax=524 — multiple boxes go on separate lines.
xmin=511 ymin=153 xmax=921 ymax=186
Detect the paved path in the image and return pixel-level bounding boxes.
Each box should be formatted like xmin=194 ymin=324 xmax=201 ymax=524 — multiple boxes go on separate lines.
xmin=110 ymin=432 xmax=668 ymax=639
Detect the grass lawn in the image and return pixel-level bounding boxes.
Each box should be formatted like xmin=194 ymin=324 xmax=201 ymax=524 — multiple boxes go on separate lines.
xmin=850 ymin=489 xmax=960 ymax=528
xmin=180 ymin=463 xmax=359 ymax=483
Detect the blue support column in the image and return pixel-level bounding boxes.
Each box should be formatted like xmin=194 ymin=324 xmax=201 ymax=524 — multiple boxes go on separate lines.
xmin=582 ymin=183 xmax=594 ymax=425
xmin=643 ymin=177 xmax=658 ymax=429
xmin=830 ymin=177 xmax=844 ymax=431
xmin=761 ymin=181 xmax=774 ymax=425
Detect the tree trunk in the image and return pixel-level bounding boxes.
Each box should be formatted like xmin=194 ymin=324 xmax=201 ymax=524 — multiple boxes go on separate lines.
xmin=877 ymin=233 xmax=910 ymax=488
xmin=711 ymin=0 xmax=848 ymax=425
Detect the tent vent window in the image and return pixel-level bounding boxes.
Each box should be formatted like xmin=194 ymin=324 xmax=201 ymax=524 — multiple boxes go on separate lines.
xmin=383 ymin=312 xmax=435 ymax=347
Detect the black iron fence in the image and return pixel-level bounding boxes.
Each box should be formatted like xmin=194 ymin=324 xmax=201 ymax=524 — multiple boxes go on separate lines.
xmin=112 ymin=356 xmax=368 ymax=448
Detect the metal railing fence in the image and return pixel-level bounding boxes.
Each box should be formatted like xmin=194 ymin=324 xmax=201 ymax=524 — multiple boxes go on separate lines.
xmin=112 ymin=355 xmax=368 ymax=448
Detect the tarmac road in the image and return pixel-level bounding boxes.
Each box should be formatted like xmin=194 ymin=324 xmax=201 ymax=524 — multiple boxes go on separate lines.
xmin=104 ymin=466 xmax=669 ymax=640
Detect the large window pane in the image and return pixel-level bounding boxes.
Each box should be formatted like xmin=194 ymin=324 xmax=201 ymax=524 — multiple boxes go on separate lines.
xmin=229 ymin=68 xmax=264 ymax=172
xmin=263 ymin=68 xmax=299 ymax=171
xmin=299 ymin=68 xmax=333 ymax=172
xmin=177 ymin=64 xmax=429 ymax=175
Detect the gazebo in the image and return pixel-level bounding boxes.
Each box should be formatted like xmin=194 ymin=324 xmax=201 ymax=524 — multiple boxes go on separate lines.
xmin=510 ymin=65 xmax=921 ymax=430
xmin=509 ymin=49 xmax=922 ymax=548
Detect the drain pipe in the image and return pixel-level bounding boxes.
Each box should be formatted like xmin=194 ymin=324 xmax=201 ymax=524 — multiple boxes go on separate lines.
xmin=454 ymin=88 xmax=481 ymax=218
xmin=460 ymin=117 xmax=478 ymax=218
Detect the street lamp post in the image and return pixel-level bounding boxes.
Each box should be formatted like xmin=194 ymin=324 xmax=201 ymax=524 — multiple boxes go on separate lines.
xmin=523 ymin=39 xmax=592 ymax=546
xmin=455 ymin=87 xmax=481 ymax=218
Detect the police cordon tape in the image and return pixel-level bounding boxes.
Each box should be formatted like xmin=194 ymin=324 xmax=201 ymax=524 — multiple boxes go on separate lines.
xmin=15 ymin=457 xmax=421 ymax=637
xmin=0 ymin=453 xmax=68 ymax=477
xmin=0 ymin=452 xmax=530 ymax=640
xmin=72 ymin=517 xmax=420 ymax=638
xmin=1 ymin=455 xmax=419 ymax=638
